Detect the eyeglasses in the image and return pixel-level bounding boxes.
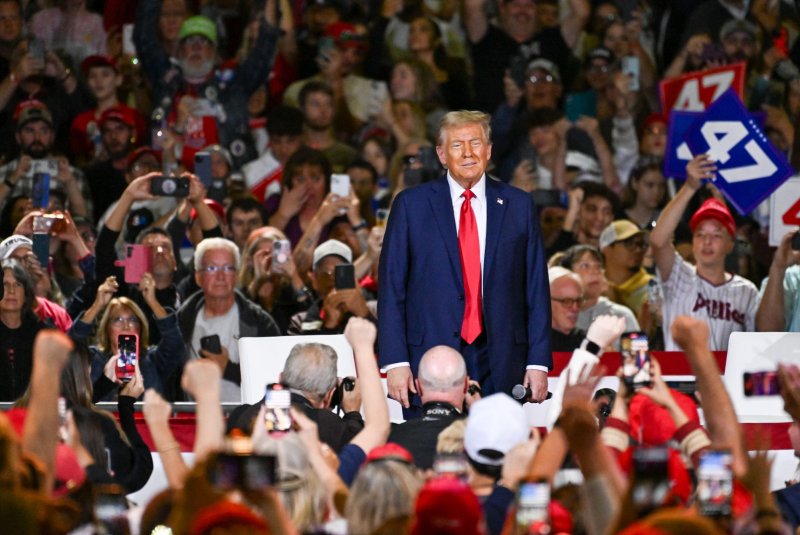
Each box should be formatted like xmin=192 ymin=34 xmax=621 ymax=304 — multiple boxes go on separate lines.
xmin=574 ymin=261 xmax=602 ymax=273
xmin=528 ymin=74 xmax=555 ymax=85
xmin=111 ymin=316 xmax=141 ymax=327
xmin=588 ymin=64 xmax=610 ymax=73
xmin=551 ymin=296 xmax=585 ymax=308
xmin=200 ymin=265 xmax=237 ymax=274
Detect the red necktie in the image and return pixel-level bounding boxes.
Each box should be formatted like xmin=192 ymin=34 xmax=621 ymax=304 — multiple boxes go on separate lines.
xmin=459 ymin=189 xmax=482 ymax=343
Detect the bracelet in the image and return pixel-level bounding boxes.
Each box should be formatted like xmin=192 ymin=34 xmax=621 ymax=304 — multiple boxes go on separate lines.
xmin=352 ymin=220 xmax=368 ymax=231
xmin=3 ymin=178 xmax=15 ymax=190
xmin=59 ymin=68 xmax=71 ymax=82
xmin=158 ymin=443 xmax=181 ymax=453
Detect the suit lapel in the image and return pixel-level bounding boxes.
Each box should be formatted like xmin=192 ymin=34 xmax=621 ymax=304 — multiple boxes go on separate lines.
xmin=429 ymin=177 xmax=463 ymax=285
xmin=484 ymin=178 xmax=507 ymax=281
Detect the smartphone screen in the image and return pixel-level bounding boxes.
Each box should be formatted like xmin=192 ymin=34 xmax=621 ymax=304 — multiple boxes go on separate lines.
xmin=516 ymin=481 xmax=550 ymax=533
xmin=208 ymin=454 xmax=277 ymax=491
xmin=31 ymin=172 xmax=50 ymax=209
xmin=122 ymin=23 xmax=136 ymax=57
xmin=31 ymin=232 xmax=49 ymax=267
xmin=331 ymin=173 xmax=351 ymax=198
xmin=334 ymin=263 xmax=356 ymax=290
xmin=743 ymin=371 xmax=780 ymax=396
xmin=621 ymin=332 xmax=651 ymax=390
xmin=116 ymin=334 xmax=138 ymax=382
xmin=631 ymin=446 xmax=670 ymax=514
xmin=697 ymin=450 xmax=733 ymax=517
xmin=264 ymin=386 xmax=292 ymax=432
xmin=621 ymin=56 xmax=640 ymax=91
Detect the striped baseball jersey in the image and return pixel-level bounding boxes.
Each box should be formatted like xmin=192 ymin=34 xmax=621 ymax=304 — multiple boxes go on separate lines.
xmin=659 ymin=252 xmax=759 ymax=350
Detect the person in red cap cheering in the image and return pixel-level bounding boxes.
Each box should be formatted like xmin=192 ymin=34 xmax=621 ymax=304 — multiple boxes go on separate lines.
xmin=650 ymin=154 xmax=759 ymax=350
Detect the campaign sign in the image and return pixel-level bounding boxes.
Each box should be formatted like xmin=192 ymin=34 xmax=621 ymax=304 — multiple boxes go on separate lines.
xmin=664 ymin=110 xmax=766 ymax=180
xmin=659 ymin=62 xmax=746 ymax=112
xmin=684 ymin=89 xmax=794 ymax=215
xmin=769 ymin=177 xmax=800 ymax=246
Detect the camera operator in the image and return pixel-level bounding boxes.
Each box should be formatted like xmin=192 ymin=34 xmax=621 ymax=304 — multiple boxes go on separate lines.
xmin=227 ymin=342 xmax=364 ymax=453
xmin=387 ymin=345 xmax=480 ymax=470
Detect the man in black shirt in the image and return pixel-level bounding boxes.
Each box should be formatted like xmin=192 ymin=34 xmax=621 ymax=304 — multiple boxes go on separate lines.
xmin=387 ymin=345 xmax=471 ymax=469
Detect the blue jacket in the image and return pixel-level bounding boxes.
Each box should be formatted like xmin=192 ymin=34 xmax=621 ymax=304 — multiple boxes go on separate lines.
xmin=377 ymin=175 xmax=552 ymax=396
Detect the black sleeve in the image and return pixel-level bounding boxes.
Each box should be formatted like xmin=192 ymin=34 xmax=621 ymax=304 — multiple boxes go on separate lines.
xmin=114 ymin=395 xmax=154 ymax=493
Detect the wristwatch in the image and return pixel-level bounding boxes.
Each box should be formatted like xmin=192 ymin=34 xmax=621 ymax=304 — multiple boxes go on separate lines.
xmin=579 ymin=339 xmax=601 ymax=356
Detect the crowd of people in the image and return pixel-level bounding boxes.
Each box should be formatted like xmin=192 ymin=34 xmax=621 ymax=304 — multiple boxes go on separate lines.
xmin=1 ymin=0 xmax=800 ymax=532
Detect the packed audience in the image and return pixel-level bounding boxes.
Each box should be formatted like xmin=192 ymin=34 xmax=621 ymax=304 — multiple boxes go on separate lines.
xmin=1 ymin=0 xmax=800 ymax=532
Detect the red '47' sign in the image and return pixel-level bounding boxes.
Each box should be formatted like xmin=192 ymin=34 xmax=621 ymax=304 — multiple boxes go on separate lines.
xmin=659 ymin=62 xmax=746 ymax=112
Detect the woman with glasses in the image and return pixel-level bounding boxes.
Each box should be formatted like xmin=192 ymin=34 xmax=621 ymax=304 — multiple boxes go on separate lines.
xmin=0 ymin=259 xmax=49 ymax=401
xmin=69 ymin=274 xmax=186 ymax=401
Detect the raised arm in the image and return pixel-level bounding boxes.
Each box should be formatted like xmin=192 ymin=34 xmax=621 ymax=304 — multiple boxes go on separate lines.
xmin=181 ymin=360 xmax=224 ymax=460
xmin=757 ymin=230 xmax=799 ymax=331
xmin=462 ymin=0 xmax=489 ymax=43
xmin=560 ymin=0 xmax=590 ymax=49
xmin=650 ymin=154 xmax=713 ymax=280
xmin=143 ymin=389 xmax=189 ymax=489
xmin=344 ymin=317 xmax=390 ymax=453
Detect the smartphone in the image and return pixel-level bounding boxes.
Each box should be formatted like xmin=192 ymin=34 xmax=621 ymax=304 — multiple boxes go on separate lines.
xmin=375 ymin=208 xmax=389 ymax=228
xmin=116 ymin=334 xmax=138 ymax=383
xmin=28 ymin=39 xmax=45 ymax=62
xmin=150 ymin=175 xmax=190 ymax=197
xmin=317 ymin=36 xmax=336 ymax=63
xmin=31 ymin=172 xmax=50 ymax=209
xmin=264 ymin=385 xmax=292 ymax=432
xmin=272 ymin=239 xmax=291 ymax=268
xmin=696 ymin=450 xmax=733 ymax=517
xmin=331 ymin=173 xmax=351 ymax=198
xmin=194 ymin=151 xmax=213 ymax=189
xmin=93 ymin=485 xmax=130 ymax=535
xmin=200 ymin=334 xmax=222 ymax=355
xmin=516 ymin=481 xmax=550 ymax=533
xmin=792 ymin=231 xmax=800 ymax=251
xmin=743 ymin=371 xmax=780 ymax=396
xmin=123 ymin=244 xmax=152 ymax=284
xmin=621 ymin=56 xmax=640 ymax=92
xmin=334 ymin=263 xmax=356 ymax=290
xmin=122 ymin=23 xmax=136 ymax=57
xmin=700 ymin=43 xmax=726 ymax=65
xmin=207 ymin=453 xmax=277 ymax=491
xmin=631 ymin=446 xmax=670 ymax=515
xmin=621 ymin=332 xmax=651 ymax=390
xmin=31 ymin=232 xmax=49 ymax=267
xmin=433 ymin=453 xmax=469 ymax=481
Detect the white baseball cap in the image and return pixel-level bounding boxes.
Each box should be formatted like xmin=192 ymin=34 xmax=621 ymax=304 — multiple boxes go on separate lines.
xmin=464 ymin=393 xmax=530 ymax=466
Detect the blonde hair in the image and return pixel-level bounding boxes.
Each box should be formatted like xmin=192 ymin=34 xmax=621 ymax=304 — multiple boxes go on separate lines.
xmin=345 ymin=460 xmax=422 ymax=535
xmin=237 ymin=226 xmax=287 ymax=290
xmin=437 ymin=110 xmax=491 ymax=146
xmin=436 ymin=419 xmax=466 ymax=454
xmin=96 ymin=297 xmax=150 ymax=353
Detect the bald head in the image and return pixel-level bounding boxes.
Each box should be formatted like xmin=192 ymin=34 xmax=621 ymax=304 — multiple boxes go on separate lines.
xmin=417 ymin=346 xmax=468 ymax=406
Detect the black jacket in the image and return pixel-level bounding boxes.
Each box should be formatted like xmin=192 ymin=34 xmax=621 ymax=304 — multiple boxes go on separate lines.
xmin=387 ymin=402 xmax=464 ymax=469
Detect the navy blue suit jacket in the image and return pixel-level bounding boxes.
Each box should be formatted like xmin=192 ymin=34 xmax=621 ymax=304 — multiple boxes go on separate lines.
xmin=378 ymin=175 xmax=552 ymax=396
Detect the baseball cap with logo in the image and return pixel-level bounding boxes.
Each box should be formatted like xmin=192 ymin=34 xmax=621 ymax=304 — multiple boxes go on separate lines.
xmin=179 ymin=15 xmax=217 ymax=45
xmin=464 ymin=393 xmax=529 ymax=466
xmin=526 ymin=58 xmax=561 ymax=83
xmin=324 ymin=22 xmax=368 ymax=50
xmin=689 ymin=198 xmax=736 ymax=238
xmin=599 ymin=220 xmax=646 ymax=250
xmin=14 ymin=100 xmax=53 ymax=130
xmin=100 ymin=106 xmax=137 ymax=130
xmin=312 ymin=239 xmax=353 ymax=269
xmin=0 ymin=234 xmax=33 ymax=260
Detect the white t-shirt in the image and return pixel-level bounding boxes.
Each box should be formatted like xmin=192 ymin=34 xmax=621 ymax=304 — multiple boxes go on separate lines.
xmin=659 ymin=251 xmax=760 ymax=350
xmin=191 ymin=303 xmax=241 ymax=402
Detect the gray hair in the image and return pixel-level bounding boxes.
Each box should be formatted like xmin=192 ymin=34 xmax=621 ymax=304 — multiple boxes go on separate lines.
xmin=417 ymin=346 xmax=467 ymax=392
xmin=345 ymin=460 xmax=422 ymax=535
xmin=282 ymin=343 xmax=338 ymax=403
xmin=437 ymin=110 xmax=492 ymax=147
xmin=193 ymin=237 xmax=240 ymax=271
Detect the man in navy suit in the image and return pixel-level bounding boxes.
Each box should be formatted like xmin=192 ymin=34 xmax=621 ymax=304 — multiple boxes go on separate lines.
xmin=378 ymin=110 xmax=552 ymax=409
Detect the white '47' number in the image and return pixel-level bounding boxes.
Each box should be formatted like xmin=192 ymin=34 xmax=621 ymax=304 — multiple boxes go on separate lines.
xmin=701 ymin=121 xmax=777 ymax=183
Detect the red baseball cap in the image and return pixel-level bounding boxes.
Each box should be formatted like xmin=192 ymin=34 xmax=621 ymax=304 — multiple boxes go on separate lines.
xmin=100 ymin=106 xmax=137 ymax=129
xmin=365 ymin=443 xmax=415 ymax=465
xmin=689 ymin=198 xmax=736 ymax=238
xmin=190 ymin=198 xmax=226 ymax=222
xmin=80 ymin=55 xmax=118 ymax=76
xmin=127 ymin=146 xmax=161 ymax=171
xmin=410 ymin=477 xmax=483 ymax=535
xmin=189 ymin=500 xmax=269 ymax=535
xmin=324 ymin=22 xmax=368 ymax=50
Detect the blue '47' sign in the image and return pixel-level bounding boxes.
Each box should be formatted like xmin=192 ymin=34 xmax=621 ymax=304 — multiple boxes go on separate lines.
xmin=684 ymin=89 xmax=794 ymax=215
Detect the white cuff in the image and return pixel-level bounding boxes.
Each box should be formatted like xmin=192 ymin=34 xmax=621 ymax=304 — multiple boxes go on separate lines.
xmin=382 ymin=362 xmax=411 ymax=372
xmin=526 ymin=365 xmax=549 ymax=372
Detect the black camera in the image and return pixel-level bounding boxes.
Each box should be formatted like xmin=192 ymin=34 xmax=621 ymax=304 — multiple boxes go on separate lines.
xmin=330 ymin=376 xmax=356 ymax=412
xmin=150 ymin=175 xmax=190 ymax=197
xmin=404 ymin=146 xmax=442 ymax=186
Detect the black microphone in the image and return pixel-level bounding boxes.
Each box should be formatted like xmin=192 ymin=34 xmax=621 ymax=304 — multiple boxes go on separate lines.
xmin=511 ymin=384 xmax=553 ymax=403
